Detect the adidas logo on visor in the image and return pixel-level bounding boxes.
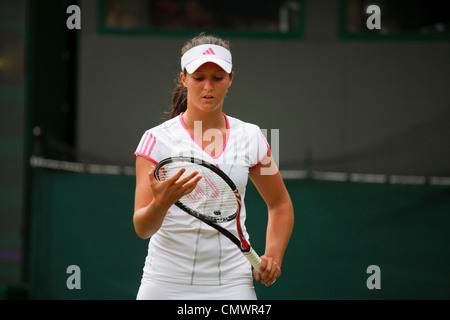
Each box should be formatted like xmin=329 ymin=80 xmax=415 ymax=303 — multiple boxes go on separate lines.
xmin=181 ymin=44 xmax=232 ymax=73
xmin=202 ymin=48 xmax=216 ymax=55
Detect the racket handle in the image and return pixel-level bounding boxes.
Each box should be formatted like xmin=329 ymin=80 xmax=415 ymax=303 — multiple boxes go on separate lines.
xmin=243 ymin=247 xmax=262 ymax=273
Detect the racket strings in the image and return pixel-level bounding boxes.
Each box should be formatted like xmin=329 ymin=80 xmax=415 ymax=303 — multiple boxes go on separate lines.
xmin=158 ymin=162 xmax=238 ymax=222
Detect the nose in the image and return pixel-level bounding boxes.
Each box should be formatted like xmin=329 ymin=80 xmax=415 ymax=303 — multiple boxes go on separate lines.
xmin=203 ymin=77 xmax=214 ymax=91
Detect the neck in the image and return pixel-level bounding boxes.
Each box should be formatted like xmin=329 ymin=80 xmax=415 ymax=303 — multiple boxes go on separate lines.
xmin=182 ymin=108 xmax=226 ymax=132
xmin=182 ymin=108 xmax=228 ymax=157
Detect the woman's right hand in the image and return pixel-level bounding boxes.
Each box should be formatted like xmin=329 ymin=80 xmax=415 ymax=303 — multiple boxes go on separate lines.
xmin=134 ymin=157 xmax=202 ymax=239
xmin=148 ymin=166 xmax=202 ymax=213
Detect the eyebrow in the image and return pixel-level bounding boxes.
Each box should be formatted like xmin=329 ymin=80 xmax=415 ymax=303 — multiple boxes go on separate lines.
xmin=192 ymin=69 xmax=226 ymax=74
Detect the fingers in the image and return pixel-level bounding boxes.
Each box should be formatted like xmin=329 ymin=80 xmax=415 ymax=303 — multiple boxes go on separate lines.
xmin=166 ymin=167 xmax=187 ymax=183
xmin=145 ymin=164 xmax=203 ymax=219
xmin=253 ymin=268 xmax=261 ymax=281
xmin=150 ymin=166 xmax=202 ymax=201
xmin=151 ymin=167 xmax=201 ymax=186
xmin=148 ymin=166 xmax=161 ymax=187
xmin=171 ymin=169 xmax=202 ymax=197
xmin=254 ymin=256 xmax=280 ymax=287
xmin=176 ymin=170 xmax=202 ymax=187
xmin=180 ymin=175 xmax=203 ymax=196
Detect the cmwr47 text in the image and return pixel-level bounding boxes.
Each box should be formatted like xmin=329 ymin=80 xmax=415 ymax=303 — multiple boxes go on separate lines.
xmin=177 ymin=304 xmax=272 ymax=317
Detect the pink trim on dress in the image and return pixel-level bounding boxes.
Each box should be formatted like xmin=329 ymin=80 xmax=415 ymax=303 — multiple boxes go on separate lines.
xmin=134 ymin=132 xmax=158 ymax=164
xmin=249 ymin=131 xmax=271 ymax=170
xmin=134 ymin=152 xmax=158 ymax=164
xmin=179 ymin=112 xmax=230 ymax=159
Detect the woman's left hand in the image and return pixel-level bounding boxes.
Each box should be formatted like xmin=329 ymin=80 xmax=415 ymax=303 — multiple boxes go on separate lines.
xmin=253 ymin=255 xmax=281 ymax=286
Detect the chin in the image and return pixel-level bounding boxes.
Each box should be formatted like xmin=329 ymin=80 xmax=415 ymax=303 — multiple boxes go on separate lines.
xmin=198 ymin=103 xmax=222 ymax=113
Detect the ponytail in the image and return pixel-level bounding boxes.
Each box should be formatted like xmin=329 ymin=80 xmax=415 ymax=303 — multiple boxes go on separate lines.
xmin=166 ymin=33 xmax=231 ymax=118
xmin=167 ymin=78 xmax=187 ymax=118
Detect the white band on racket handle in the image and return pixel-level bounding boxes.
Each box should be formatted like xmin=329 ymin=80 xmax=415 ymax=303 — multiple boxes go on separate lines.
xmin=243 ymin=248 xmax=277 ymax=285
xmin=243 ymin=247 xmax=262 ymax=273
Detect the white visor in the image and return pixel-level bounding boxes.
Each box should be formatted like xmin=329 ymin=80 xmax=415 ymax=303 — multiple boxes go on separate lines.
xmin=181 ymin=44 xmax=232 ymax=74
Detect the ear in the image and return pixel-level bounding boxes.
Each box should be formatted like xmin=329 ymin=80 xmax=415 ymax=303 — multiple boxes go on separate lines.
xmin=180 ymin=72 xmax=187 ymax=87
xmin=227 ymin=72 xmax=234 ymax=88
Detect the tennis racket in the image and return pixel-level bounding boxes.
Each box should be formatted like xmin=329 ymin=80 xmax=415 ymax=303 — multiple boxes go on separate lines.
xmin=154 ymin=156 xmax=262 ymax=273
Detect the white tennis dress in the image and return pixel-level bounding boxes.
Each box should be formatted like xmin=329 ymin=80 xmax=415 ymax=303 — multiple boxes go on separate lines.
xmin=134 ymin=113 xmax=269 ymax=300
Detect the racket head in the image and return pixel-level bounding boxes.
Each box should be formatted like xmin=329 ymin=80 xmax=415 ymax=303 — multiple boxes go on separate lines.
xmin=154 ymin=157 xmax=239 ymax=223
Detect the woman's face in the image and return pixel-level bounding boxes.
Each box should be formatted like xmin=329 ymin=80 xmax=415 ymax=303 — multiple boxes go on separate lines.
xmin=181 ymin=62 xmax=233 ymax=113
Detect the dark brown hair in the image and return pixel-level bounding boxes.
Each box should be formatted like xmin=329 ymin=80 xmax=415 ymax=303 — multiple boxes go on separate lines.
xmin=166 ymin=33 xmax=232 ymax=118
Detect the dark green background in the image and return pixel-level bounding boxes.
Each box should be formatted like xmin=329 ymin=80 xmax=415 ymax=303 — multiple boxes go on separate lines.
xmin=28 ymin=168 xmax=450 ymax=300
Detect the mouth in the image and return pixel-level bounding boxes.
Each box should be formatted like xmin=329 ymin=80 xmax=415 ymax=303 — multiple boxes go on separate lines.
xmin=202 ymin=95 xmax=214 ymax=100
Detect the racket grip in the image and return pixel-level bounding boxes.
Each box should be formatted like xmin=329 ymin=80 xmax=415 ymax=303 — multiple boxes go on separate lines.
xmin=243 ymin=247 xmax=262 ymax=273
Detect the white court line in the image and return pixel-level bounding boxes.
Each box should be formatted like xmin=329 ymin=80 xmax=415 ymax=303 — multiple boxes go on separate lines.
xmin=31 ymin=157 xmax=450 ymax=185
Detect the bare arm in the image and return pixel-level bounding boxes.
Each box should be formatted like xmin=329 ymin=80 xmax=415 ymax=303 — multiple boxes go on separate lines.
xmin=248 ymin=152 xmax=294 ymax=286
xmin=133 ymin=156 xmax=202 ymax=239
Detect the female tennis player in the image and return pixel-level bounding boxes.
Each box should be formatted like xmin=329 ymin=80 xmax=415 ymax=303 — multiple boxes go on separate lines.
xmin=133 ymin=34 xmax=294 ymax=300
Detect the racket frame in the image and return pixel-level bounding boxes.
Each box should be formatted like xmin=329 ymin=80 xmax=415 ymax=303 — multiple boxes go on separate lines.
xmin=154 ymin=156 xmax=252 ymax=253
